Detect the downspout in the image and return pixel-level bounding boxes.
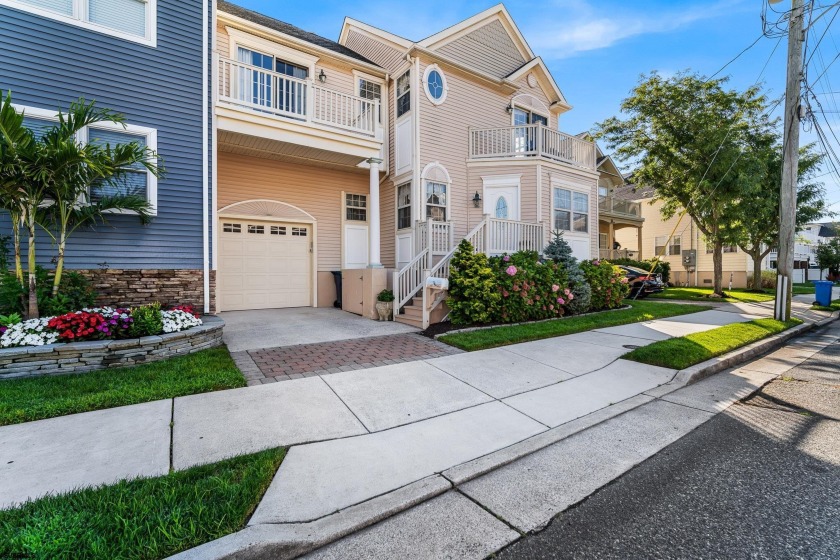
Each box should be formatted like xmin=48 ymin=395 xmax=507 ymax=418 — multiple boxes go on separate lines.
xmin=412 ymin=55 xmax=421 ymax=228
xmin=211 ymin=0 xmax=219 ymax=309
xmin=202 ymin=0 xmax=210 ymax=314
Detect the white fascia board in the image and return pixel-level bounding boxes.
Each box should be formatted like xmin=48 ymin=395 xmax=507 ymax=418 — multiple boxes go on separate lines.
xmin=339 ymin=17 xmax=414 ymax=50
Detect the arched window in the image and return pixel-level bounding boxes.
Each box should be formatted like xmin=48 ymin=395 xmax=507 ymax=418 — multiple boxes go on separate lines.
xmin=495 ymin=196 xmax=509 ymax=219
xmin=421 ymin=162 xmax=451 ymax=221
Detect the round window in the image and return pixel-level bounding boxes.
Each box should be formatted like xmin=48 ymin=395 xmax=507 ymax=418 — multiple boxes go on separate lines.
xmin=424 ymin=66 xmax=447 ymax=105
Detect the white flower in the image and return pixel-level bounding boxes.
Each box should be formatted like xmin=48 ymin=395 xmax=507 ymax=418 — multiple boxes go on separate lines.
xmin=1 ymin=317 xmax=57 ymax=348
xmin=161 ymin=310 xmax=202 ymax=333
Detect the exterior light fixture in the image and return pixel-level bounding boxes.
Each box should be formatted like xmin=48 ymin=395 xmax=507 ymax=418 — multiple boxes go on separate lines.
xmin=505 ymin=103 xmax=513 ymax=114
xmin=318 ymin=69 xmax=327 ymax=83
xmin=472 ymin=191 xmax=482 ymax=208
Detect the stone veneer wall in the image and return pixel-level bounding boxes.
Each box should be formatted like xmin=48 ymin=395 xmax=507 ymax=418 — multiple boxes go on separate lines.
xmin=0 ymin=316 xmax=224 ymax=380
xmin=77 ymin=269 xmax=216 ymax=312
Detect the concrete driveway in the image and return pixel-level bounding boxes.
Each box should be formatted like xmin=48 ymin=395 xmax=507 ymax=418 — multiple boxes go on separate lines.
xmin=220 ymin=307 xmax=417 ymax=353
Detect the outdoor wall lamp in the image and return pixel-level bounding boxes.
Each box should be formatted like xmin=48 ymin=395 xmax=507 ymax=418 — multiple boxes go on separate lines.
xmin=318 ymin=69 xmax=327 ymax=83
xmin=472 ymin=191 xmax=482 ymax=208
xmin=505 ymin=103 xmax=513 ymax=114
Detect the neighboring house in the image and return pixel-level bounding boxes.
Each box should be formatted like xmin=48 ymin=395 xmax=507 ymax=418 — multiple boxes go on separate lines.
xmin=592 ymin=144 xmax=644 ymax=261
xmin=0 ymin=0 xmax=214 ymax=309
xmin=763 ymin=222 xmax=838 ymax=281
xmin=339 ymin=5 xmax=599 ymax=326
xmin=614 ymin=189 xmax=757 ymax=288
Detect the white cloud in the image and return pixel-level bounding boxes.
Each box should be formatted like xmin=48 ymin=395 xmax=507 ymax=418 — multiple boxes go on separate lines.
xmin=525 ymin=0 xmax=747 ymax=59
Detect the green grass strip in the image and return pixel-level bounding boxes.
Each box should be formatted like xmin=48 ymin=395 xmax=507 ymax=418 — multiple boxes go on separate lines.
xmin=811 ymin=299 xmax=840 ymax=312
xmin=649 ymin=287 xmax=776 ymax=303
xmin=0 ymin=347 xmax=245 ymax=426
xmin=0 ymin=448 xmax=286 ymax=560
xmin=623 ymin=318 xmax=802 ymax=370
xmin=438 ymin=300 xmax=709 ymax=352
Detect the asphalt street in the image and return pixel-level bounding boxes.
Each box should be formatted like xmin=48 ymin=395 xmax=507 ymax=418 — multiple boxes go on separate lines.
xmin=498 ymin=324 xmax=840 ymax=560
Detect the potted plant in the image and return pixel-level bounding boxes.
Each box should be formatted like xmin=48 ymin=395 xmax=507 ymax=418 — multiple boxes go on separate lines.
xmin=375 ymin=289 xmax=395 ymax=321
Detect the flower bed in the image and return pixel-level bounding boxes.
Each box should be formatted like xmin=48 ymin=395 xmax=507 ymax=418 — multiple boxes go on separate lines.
xmin=1 ymin=304 xmax=202 ymax=349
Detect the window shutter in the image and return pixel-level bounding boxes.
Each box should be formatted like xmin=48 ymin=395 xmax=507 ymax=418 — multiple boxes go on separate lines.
xmin=19 ymin=0 xmax=73 ymax=15
xmin=88 ymin=0 xmax=147 ymax=37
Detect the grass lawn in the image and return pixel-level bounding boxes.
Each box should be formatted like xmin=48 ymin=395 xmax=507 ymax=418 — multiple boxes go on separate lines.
xmin=792 ymin=283 xmax=817 ymax=295
xmin=649 ymin=287 xmax=776 ymax=303
xmin=0 ymin=346 xmax=245 ymax=426
xmin=811 ymin=299 xmax=840 ymax=312
xmin=623 ymin=318 xmax=802 ymax=370
xmin=0 ymin=448 xmax=286 ymax=560
xmin=438 ymin=300 xmax=709 ymax=352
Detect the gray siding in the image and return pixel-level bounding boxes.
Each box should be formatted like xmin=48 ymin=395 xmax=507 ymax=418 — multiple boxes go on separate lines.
xmin=0 ymin=1 xmax=209 ymax=270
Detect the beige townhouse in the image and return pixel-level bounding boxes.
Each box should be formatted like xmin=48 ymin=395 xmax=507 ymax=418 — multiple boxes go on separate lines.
xmin=212 ymin=2 xmax=600 ymax=327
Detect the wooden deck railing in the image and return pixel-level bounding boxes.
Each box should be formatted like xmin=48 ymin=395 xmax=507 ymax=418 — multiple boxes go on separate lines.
xmin=468 ymin=125 xmax=596 ymax=169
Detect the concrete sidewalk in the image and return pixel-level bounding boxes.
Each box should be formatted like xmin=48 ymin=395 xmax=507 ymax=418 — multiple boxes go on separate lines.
xmin=0 ymin=302 xmax=821 ymax=516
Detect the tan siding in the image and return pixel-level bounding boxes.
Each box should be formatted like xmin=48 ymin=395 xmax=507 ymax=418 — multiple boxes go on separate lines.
xmin=218 ymin=151 xmax=369 ymax=271
xmin=436 ymin=20 xmax=526 ymax=79
xmin=344 ymin=29 xmax=407 ymax=74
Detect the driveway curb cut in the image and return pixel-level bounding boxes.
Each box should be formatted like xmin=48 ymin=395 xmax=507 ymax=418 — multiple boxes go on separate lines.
xmin=170 ymin=311 xmax=840 ymax=560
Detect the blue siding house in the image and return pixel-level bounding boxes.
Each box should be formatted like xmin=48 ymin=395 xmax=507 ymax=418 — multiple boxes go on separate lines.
xmin=0 ymin=0 xmax=213 ymax=311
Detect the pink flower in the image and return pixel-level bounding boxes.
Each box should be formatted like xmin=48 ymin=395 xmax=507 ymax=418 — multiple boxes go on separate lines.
xmin=549 ymin=305 xmax=554 ymax=310
xmin=593 ymin=260 xmax=601 ymax=266
xmin=552 ymin=284 xmax=560 ymax=292
xmin=557 ymin=297 xmax=566 ymax=305
xmin=503 ymin=255 xmax=511 ymax=262
xmin=611 ymin=278 xmax=616 ymax=284
xmin=506 ymin=265 xmax=518 ymax=276
xmin=502 ymin=290 xmax=510 ymax=297
xmin=564 ymin=288 xmax=571 ymax=296
xmin=569 ymin=293 xmax=574 ymax=300
xmin=621 ymin=277 xmax=629 ymax=284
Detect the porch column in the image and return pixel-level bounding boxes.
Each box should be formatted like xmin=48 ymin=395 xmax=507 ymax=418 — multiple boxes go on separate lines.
xmin=637 ymin=226 xmax=643 ymax=259
xmin=608 ymin=221 xmax=615 ymax=260
xmin=367 ymin=158 xmax=383 ymax=268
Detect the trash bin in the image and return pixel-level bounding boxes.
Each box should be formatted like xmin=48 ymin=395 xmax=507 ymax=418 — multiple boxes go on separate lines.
xmin=331 ymin=271 xmax=342 ymax=308
xmin=814 ymin=280 xmax=833 ymax=307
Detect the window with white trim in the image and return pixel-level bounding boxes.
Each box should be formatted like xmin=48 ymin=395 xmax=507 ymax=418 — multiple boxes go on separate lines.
xmin=3 ymin=0 xmax=156 ymax=45
xmin=553 ymin=188 xmax=588 ymax=233
xmin=345 ymin=193 xmax=367 ymax=222
xmin=423 ymin=65 xmax=447 ymax=105
xmin=396 ymin=71 xmax=411 ymax=118
xmin=17 ymin=105 xmax=158 ymax=214
xmin=397 ymin=182 xmax=411 ymax=230
xmin=656 ymin=236 xmax=681 ymax=256
xmin=425 ymin=182 xmax=447 ymax=221
xmin=706 ymin=243 xmax=738 ymax=254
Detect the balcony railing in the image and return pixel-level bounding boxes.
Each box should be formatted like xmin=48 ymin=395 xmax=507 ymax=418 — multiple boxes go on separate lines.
xmin=599 ymin=196 xmax=642 ymax=219
xmin=468 ymin=125 xmax=596 ymax=170
xmin=600 ymin=249 xmax=639 ymax=260
xmin=218 ymin=57 xmax=381 ymax=138
xmin=487 ymin=218 xmax=544 ymax=254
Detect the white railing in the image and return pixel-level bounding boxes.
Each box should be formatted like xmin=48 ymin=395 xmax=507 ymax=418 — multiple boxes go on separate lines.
xmin=218 ymin=58 xmax=380 ymax=138
xmin=415 ymin=219 xmax=455 ymax=258
xmin=599 ymin=196 xmax=642 ymax=218
xmin=487 ymin=218 xmax=544 ymax=255
xmin=468 ymin=124 xmax=596 ymax=169
xmin=393 ymin=249 xmax=428 ymax=311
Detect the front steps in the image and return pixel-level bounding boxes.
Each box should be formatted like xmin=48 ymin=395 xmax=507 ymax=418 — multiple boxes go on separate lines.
xmin=395 ymin=300 xmax=450 ymax=329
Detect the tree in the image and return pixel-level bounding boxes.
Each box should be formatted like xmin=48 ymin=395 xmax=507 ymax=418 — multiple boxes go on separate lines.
xmin=596 ymin=72 xmax=771 ymax=295
xmin=816 ymin=237 xmax=840 ymax=279
xmin=35 ymin=100 xmax=159 ymax=296
xmin=0 ymin=94 xmax=160 ymax=318
xmin=725 ymin=140 xmax=828 ymax=289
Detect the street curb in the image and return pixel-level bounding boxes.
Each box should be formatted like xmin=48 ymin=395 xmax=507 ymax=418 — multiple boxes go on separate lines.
xmin=674 ymin=309 xmax=840 ymax=386
xmin=170 ymin=310 xmax=840 ymax=560
xmin=168 ymin=475 xmax=451 ymax=560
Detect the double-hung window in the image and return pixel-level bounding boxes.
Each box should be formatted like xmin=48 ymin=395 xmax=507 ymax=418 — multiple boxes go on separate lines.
xmin=553 ymin=188 xmax=588 ymax=233
xmin=657 ymin=236 xmax=681 ymax=256
xmin=345 ymin=194 xmax=367 ymax=222
xmin=396 ymin=71 xmax=411 ymax=118
xmin=425 ymin=182 xmax=446 ymax=221
xmin=236 ymin=47 xmax=308 ymax=116
xmin=397 ymin=183 xmax=411 ymax=230
xmin=5 ymin=0 xmax=156 ymax=45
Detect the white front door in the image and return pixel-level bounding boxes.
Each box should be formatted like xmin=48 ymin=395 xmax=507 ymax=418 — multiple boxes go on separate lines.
xmin=484 ymin=185 xmax=520 ymax=220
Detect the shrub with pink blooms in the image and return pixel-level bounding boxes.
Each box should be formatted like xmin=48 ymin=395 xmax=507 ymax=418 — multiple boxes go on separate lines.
xmin=492 ymin=251 xmax=570 ymax=323
xmin=580 ymin=259 xmax=630 ymax=310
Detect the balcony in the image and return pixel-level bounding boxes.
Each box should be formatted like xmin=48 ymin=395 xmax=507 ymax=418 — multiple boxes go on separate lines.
xmin=468 ymin=125 xmax=596 ymax=170
xmin=599 ymin=195 xmax=642 ymax=220
xmin=216 ymin=57 xmax=382 ymax=147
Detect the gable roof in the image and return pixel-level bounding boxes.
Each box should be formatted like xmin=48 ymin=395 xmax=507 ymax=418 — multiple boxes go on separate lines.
xmin=218 ymin=0 xmax=377 ymax=65
xmin=506 ymin=57 xmax=570 ymax=111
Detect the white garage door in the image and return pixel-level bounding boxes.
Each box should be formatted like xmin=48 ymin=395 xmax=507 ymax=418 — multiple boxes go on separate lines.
xmin=218 ymin=220 xmax=312 ymax=311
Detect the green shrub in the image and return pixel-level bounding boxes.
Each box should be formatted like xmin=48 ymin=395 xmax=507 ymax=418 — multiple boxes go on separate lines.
xmin=0 ymin=268 xmax=96 ymax=316
xmin=544 ymin=231 xmax=591 ymax=314
xmin=609 ymin=257 xmax=671 ymax=284
xmin=129 ymin=302 xmax=163 ymax=337
xmin=447 ymin=240 xmax=501 ymax=325
xmin=581 ymin=260 xmax=630 ymax=310
xmin=493 ymin=251 xmax=570 ymax=323
xmin=377 ymin=289 xmax=394 ymax=302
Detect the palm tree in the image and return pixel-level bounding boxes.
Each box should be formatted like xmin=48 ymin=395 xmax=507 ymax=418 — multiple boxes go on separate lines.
xmin=35 ymin=100 xmax=160 ymax=297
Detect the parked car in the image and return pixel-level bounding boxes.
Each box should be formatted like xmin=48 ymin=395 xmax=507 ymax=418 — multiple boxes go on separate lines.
xmin=618 ymin=265 xmax=665 ymax=299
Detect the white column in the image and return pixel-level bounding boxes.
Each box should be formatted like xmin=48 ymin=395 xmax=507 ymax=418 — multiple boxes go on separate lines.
xmin=367 ymin=158 xmax=383 ymax=268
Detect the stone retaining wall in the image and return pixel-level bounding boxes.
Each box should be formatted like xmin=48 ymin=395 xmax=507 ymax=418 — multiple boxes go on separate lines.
xmin=77 ymin=269 xmax=216 ymax=312
xmin=0 ymin=316 xmax=224 ymax=380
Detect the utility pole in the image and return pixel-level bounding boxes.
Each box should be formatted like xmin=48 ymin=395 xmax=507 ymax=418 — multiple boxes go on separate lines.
xmin=775 ymin=0 xmax=806 ymax=321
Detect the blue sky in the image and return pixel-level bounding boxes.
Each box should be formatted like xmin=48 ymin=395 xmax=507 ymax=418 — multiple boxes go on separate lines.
xmin=233 ymin=0 xmax=840 ymax=214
